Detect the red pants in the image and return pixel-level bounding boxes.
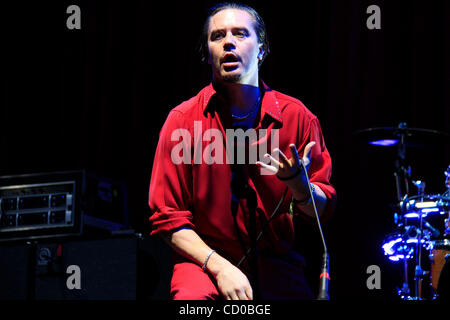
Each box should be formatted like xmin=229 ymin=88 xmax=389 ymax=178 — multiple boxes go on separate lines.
xmin=170 ymin=250 xmax=314 ymax=300
xmin=171 ymin=259 xmax=220 ymax=300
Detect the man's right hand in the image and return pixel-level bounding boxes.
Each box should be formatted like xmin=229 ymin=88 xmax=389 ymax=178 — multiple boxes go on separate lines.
xmin=165 ymin=227 xmax=253 ymax=300
xmin=214 ymin=262 xmax=253 ymax=300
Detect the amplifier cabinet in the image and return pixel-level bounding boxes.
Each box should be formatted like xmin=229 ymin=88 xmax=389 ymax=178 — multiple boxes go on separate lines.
xmin=0 ymin=235 xmax=172 ymax=300
xmin=0 ymin=171 xmax=84 ymax=241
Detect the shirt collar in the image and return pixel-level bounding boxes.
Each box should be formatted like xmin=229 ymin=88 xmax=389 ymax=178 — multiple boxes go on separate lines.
xmin=202 ymin=80 xmax=283 ymax=123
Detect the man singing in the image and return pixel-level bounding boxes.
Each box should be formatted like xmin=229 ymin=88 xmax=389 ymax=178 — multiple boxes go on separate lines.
xmin=148 ymin=2 xmax=336 ymax=300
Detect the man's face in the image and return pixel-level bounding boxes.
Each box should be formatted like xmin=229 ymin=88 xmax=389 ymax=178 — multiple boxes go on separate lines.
xmin=207 ymin=9 xmax=263 ymax=85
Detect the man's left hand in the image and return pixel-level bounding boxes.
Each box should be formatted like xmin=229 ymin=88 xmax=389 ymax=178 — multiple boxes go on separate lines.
xmin=256 ymin=141 xmax=316 ymax=181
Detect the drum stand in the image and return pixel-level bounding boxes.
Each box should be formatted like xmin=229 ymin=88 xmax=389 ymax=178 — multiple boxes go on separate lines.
xmin=413 ymin=213 xmax=425 ymax=299
xmin=396 ymin=193 xmax=430 ymax=300
xmin=392 ymin=140 xmax=447 ymax=300
xmin=399 ymin=259 xmax=410 ymax=298
xmin=356 ymin=123 xmax=450 ymax=300
xmin=393 ymin=124 xmax=428 ymax=300
xmin=393 ymin=124 xmax=415 ymax=299
xmin=393 ymin=123 xmax=410 ymax=203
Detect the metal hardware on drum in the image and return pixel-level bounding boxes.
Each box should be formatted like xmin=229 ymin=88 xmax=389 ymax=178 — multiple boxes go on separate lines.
xmin=356 ymin=123 xmax=450 ymax=300
xmin=381 ymin=182 xmax=450 ymax=299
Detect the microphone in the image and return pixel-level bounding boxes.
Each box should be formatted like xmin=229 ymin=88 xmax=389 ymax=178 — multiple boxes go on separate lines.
xmin=299 ymin=158 xmax=330 ymax=300
xmin=318 ymin=252 xmax=330 ymax=300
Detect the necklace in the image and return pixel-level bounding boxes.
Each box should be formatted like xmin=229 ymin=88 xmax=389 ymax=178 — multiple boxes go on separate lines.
xmin=231 ymin=95 xmax=261 ymax=121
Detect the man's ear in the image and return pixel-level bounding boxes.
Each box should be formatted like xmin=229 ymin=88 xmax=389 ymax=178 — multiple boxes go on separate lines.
xmin=258 ymin=45 xmax=265 ymax=60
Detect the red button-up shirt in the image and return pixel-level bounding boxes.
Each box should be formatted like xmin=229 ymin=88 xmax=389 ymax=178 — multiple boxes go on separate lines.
xmin=148 ymin=81 xmax=336 ymax=266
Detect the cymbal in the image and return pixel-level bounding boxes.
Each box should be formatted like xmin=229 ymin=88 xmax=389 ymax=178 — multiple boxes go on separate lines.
xmin=353 ymin=126 xmax=450 ymax=147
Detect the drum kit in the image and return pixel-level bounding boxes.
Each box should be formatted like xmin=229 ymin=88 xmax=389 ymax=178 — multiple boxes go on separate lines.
xmin=356 ymin=122 xmax=450 ymax=300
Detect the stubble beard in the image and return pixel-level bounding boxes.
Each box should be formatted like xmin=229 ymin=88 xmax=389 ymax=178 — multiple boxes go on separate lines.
xmin=219 ymin=65 xmax=243 ymax=82
xmin=221 ymin=72 xmax=241 ymax=82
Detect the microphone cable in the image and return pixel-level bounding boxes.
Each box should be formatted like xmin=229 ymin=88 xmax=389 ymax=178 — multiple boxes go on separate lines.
xmin=236 ymin=159 xmax=330 ymax=300
xmin=236 ymin=186 xmax=288 ymax=267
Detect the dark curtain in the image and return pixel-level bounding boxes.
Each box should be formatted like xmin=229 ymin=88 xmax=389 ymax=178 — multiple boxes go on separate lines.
xmin=2 ymin=0 xmax=449 ymax=299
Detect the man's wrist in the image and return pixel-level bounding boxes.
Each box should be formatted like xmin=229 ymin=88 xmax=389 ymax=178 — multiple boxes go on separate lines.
xmin=205 ymin=251 xmax=230 ymax=277
xmin=202 ymin=249 xmax=216 ymax=272
xmin=292 ymin=183 xmax=315 ymax=205
xmin=277 ymin=168 xmax=301 ymax=181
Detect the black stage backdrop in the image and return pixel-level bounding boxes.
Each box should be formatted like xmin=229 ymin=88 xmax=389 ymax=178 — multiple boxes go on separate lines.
xmin=2 ymin=0 xmax=449 ymax=300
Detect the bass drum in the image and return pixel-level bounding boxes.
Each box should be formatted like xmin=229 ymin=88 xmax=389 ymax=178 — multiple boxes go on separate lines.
xmin=430 ymin=239 xmax=450 ymax=300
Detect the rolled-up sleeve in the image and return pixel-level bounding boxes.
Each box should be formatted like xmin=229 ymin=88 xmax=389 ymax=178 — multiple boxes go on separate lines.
xmin=298 ymin=117 xmax=337 ymax=222
xmin=148 ymin=110 xmax=194 ymax=236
